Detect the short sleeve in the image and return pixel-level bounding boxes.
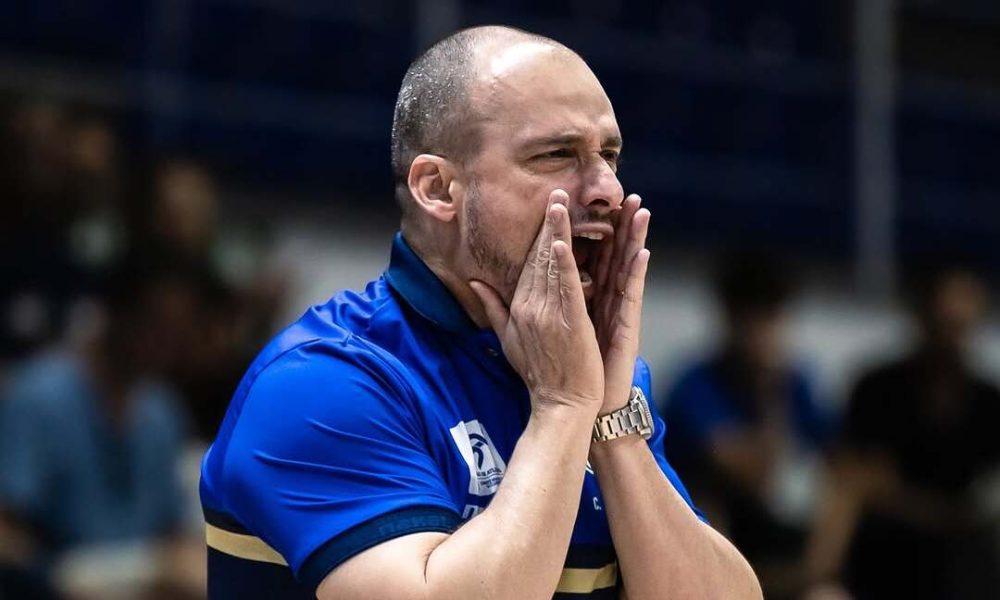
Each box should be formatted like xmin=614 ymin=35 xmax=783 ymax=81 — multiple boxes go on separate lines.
xmin=220 ymin=343 xmax=460 ymax=589
xmin=634 ymin=358 xmax=708 ymax=523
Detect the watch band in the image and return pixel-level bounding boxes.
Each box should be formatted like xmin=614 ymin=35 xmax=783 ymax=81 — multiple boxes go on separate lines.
xmin=592 ymin=386 xmax=654 ymax=443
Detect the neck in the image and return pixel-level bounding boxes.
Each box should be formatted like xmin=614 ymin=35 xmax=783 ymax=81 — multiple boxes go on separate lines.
xmin=402 ymin=228 xmax=491 ymax=329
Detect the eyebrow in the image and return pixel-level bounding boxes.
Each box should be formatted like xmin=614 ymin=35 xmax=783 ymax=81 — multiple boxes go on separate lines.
xmin=524 ymin=132 xmax=623 ymax=150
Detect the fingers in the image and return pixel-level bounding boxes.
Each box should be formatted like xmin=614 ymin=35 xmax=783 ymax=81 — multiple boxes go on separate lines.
xmin=525 ymin=190 xmax=570 ymax=302
xmin=605 ymin=248 xmax=650 ymax=371
xmin=603 ymin=195 xmax=639 ymax=291
xmin=547 ymin=194 xmax=573 ymax=305
xmin=615 ymin=205 xmax=650 ymax=295
xmin=614 ymin=194 xmax=641 ymax=255
xmin=622 ymin=248 xmax=650 ymax=315
xmin=596 ymin=194 xmax=639 ymax=292
xmin=550 ymin=240 xmax=588 ymax=324
xmin=469 ymin=280 xmax=509 ymax=334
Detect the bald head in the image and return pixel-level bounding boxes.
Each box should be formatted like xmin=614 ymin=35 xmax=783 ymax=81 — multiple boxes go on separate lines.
xmin=390 ymin=26 xmax=576 ymax=215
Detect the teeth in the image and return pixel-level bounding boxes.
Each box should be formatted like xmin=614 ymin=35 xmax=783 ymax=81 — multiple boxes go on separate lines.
xmin=573 ymin=232 xmax=605 ymax=241
xmin=579 ymin=271 xmax=593 ymax=287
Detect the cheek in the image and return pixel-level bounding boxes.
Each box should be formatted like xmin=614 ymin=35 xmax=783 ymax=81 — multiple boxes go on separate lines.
xmin=473 ymin=181 xmax=545 ymax=240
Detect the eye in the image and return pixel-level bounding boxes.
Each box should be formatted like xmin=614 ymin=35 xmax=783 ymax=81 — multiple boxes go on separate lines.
xmin=537 ymin=148 xmax=574 ymax=160
xmin=601 ymin=150 xmax=621 ymax=170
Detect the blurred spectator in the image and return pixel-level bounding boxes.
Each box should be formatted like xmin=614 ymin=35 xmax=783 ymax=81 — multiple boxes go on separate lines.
xmin=0 ymin=263 xmax=195 ymax=598
xmin=1 ymin=101 xmax=80 ymax=362
xmin=65 ymin=114 xmax=127 ymax=272
xmin=805 ymin=267 xmax=1000 ymax=600
xmin=1 ymin=101 xmax=126 ymax=365
xmin=130 ymin=158 xmax=286 ymax=441
xmin=663 ymin=251 xmax=835 ymax=599
xmin=144 ymin=159 xmax=220 ymax=263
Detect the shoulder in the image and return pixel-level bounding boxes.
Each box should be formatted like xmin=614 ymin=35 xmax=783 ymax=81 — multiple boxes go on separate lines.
xmin=207 ymin=281 xmax=422 ymax=440
xmin=228 ymin=332 xmax=424 ymax=460
xmin=858 ymin=356 xmax=910 ymax=386
xmin=850 ymin=358 xmax=909 ymax=403
xmin=256 ymin=337 xmax=416 ymax=405
xmin=249 ymin=277 xmax=414 ymax=382
xmin=202 ymin=335 xmax=426 ymax=503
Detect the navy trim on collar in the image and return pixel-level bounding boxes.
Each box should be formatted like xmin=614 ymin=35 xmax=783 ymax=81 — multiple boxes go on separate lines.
xmin=384 ymin=232 xmax=478 ymax=334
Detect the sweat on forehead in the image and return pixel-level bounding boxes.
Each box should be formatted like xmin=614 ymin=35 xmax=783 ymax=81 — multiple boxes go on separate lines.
xmin=391 ymin=27 xmax=575 ymax=178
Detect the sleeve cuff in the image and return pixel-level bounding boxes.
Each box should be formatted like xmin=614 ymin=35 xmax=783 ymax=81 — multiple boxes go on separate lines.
xmin=299 ymin=504 xmax=461 ymax=591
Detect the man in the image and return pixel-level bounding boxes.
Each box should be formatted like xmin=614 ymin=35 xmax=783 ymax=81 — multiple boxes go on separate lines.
xmin=663 ymin=252 xmax=833 ymax=598
xmin=200 ymin=26 xmax=761 ymax=599
xmin=804 ymin=266 xmax=1000 ymax=599
xmin=0 ymin=263 xmax=192 ymax=596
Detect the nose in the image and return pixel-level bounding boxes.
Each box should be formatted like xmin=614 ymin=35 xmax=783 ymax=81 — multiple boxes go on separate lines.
xmin=578 ymin=153 xmax=624 ymax=215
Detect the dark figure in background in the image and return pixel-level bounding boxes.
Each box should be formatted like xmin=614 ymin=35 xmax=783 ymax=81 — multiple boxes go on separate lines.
xmin=0 ymin=103 xmax=125 ymax=363
xmin=805 ymin=267 xmax=1000 ymax=600
xmin=0 ymin=264 xmax=191 ymax=598
xmin=133 ymin=159 xmax=286 ymax=442
xmin=664 ymin=252 xmax=834 ymax=599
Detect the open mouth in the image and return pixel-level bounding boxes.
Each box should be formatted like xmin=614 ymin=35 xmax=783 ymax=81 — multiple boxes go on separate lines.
xmin=570 ymin=231 xmax=607 ymax=290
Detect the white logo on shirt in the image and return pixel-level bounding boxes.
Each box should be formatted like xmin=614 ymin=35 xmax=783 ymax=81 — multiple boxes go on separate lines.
xmin=449 ymin=420 xmax=507 ymax=496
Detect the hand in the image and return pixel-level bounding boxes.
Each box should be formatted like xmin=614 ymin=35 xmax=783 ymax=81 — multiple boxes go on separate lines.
xmin=470 ymin=190 xmax=605 ymax=414
xmin=590 ymin=194 xmax=650 ymax=415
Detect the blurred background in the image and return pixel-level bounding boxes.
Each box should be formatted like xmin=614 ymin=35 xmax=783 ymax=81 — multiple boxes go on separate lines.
xmin=0 ymin=1 xmax=998 ymax=598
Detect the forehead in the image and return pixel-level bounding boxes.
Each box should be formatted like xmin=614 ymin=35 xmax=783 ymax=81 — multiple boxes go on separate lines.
xmin=473 ymin=42 xmax=620 ymax=148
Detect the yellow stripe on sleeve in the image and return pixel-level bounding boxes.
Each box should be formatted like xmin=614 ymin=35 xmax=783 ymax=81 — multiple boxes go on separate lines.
xmin=555 ymin=561 xmax=619 ymax=594
xmin=205 ymin=523 xmax=288 ymax=566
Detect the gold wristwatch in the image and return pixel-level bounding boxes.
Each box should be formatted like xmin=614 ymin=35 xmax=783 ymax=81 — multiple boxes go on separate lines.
xmin=592 ymin=386 xmax=654 ymax=443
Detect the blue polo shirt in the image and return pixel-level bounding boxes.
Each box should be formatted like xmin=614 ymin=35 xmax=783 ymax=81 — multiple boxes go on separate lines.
xmin=200 ymin=233 xmax=702 ymax=599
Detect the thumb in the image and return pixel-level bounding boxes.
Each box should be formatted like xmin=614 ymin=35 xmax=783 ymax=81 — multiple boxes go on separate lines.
xmin=469 ymin=280 xmax=509 ymax=333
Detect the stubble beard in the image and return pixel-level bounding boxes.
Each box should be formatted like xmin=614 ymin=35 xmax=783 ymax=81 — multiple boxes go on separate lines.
xmin=466 ymin=178 xmax=522 ymax=302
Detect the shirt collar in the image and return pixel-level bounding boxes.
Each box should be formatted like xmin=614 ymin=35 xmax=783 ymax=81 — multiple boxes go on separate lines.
xmin=384 ymin=232 xmax=478 ymax=334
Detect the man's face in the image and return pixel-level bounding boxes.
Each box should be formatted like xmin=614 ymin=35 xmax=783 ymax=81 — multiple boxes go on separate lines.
xmin=731 ymin=309 xmax=789 ymax=373
xmin=925 ymin=272 xmax=987 ymax=352
xmin=456 ymin=43 xmax=625 ymax=304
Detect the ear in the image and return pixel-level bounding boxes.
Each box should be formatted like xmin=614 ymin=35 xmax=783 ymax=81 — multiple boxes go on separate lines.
xmin=407 ymin=154 xmax=459 ymax=223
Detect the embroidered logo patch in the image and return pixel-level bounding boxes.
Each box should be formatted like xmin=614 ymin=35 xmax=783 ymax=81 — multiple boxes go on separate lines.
xmin=449 ymin=420 xmax=507 ymax=496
